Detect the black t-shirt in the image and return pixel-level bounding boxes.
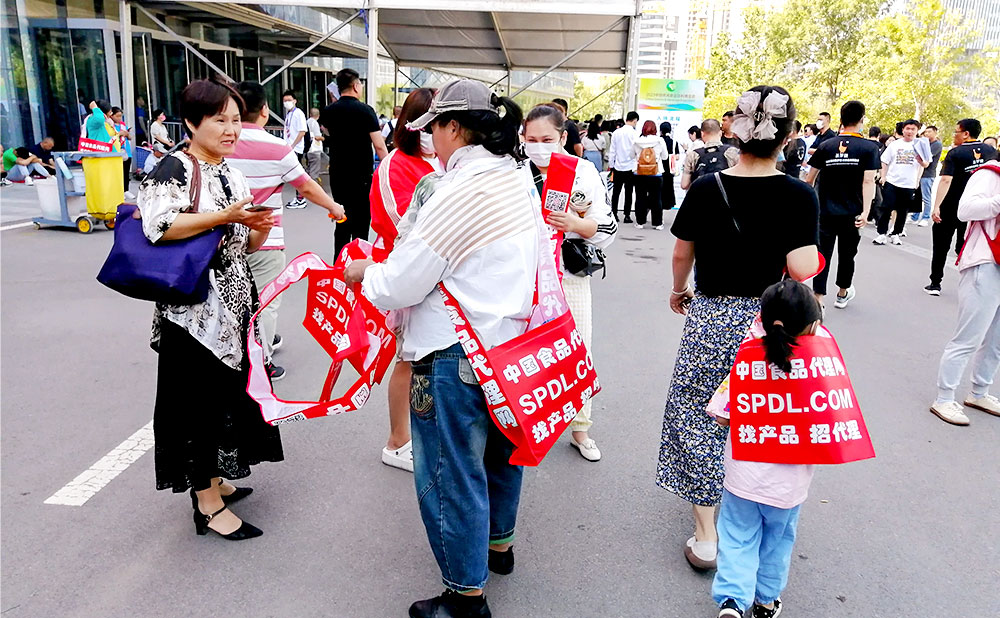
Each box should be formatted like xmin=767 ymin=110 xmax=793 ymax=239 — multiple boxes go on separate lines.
xmin=783 ymin=137 xmax=806 ymax=177
xmin=671 ymin=173 xmax=819 ymax=297
xmin=319 ymin=95 xmax=380 ymax=180
xmin=808 ymin=134 xmax=880 ymax=216
xmin=28 ymin=143 xmax=53 ymax=163
xmin=811 ymin=128 xmax=837 ymax=151
xmin=564 ymin=122 xmax=582 ymax=156
xmin=940 ymin=141 xmax=999 ymax=211
xmin=721 ymin=135 xmax=740 ymax=148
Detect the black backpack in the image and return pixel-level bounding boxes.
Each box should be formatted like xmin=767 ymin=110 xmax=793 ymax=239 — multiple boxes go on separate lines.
xmin=692 ymin=145 xmax=733 ymax=181
xmin=384 ymin=120 xmax=395 ymax=151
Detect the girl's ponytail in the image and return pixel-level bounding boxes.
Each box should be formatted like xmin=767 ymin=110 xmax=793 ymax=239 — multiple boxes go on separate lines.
xmin=762 ymin=320 xmax=796 ymax=373
xmin=758 ymin=280 xmax=823 ymax=372
xmin=488 ymin=94 xmax=524 ymax=159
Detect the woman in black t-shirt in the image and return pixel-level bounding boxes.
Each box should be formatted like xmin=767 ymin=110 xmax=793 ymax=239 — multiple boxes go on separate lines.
xmin=655 ymin=85 xmax=819 ymax=571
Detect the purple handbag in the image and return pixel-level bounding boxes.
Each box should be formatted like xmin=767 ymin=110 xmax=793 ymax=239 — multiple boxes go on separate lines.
xmin=97 ymin=154 xmax=226 ymax=304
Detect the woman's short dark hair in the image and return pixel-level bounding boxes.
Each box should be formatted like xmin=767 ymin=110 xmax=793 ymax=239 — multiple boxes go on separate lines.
xmin=735 ymin=85 xmax=797 ymax=159
xmin=525 ymin=103 xmax=566 ymax=134
xmin=660 ymin=121 xmax=672 ymax=136
xmin=394 ymin=88 xmax=435 ymax=157
xmin=433 ymin=93 xmax=524 ymax=159
xmin=180 ymin=78 xmax=245 ymax=131
xmin=152 ymin=108 xmax=165 ymax=120
xmin=111 ymin=106 xmax=123 ymax=116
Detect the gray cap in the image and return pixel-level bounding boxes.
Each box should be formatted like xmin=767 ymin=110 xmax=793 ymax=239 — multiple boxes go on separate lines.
xmin=407 ymin=80 xmax=499 ymax=131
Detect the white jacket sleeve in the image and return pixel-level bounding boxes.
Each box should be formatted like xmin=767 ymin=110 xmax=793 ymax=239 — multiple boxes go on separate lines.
xmin=958 ymin=168 xmax=1000 ymax=223
xmin=362 ymin=234 xmax=449 ymax=311
xmin=574 ymin=163 xmax=617 ymax=250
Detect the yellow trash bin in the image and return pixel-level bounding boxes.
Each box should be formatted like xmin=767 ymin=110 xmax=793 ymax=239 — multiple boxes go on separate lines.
xmin=82 ymin=154 xmax=124 ymax=221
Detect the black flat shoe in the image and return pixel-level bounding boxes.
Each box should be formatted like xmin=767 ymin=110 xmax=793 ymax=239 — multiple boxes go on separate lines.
xmin=193 ymin=504 xmax=262 ymax=540
xmin=409 ymin=591 xmax=491 ymax=618
xmin=487 ymin=547 xmax=514 ymax=575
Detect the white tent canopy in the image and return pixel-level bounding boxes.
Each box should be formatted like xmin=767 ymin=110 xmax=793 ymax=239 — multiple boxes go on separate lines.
xmin=177 ymin=0 xmax=639 ymax=73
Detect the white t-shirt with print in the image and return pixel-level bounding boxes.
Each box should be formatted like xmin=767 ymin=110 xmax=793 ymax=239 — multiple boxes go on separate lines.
xmin=880 ymin=139 xmax=923 ymax=189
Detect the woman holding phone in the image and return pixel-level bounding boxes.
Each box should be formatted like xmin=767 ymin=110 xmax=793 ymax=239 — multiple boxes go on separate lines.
xmin=138 ymin=77 xmax=283 ymax=541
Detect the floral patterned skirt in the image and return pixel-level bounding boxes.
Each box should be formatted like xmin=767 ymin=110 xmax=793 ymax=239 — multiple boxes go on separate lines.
xmin=655 ymin=295 xmax=759 ymax=507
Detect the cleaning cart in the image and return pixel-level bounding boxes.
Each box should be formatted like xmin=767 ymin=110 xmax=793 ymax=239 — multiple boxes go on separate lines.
xmin=33 ymin=151 xmax=125 ymax=233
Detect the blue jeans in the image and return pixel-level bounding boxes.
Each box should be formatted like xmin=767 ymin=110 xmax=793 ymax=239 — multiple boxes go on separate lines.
xmin=712 ymin=489 xmax=801 ymax=612
xmin=410 ymin=343 xmax=524 ymax=592
xmin=913 ymin=176 xmax=934 ymax=221
xmin=6 ymin=162 xmax=49 ymax=182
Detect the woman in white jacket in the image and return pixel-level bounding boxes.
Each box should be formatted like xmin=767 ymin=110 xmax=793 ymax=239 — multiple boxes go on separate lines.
xmin=631 ymin=120 xmax=670 ymax=229
xmin=523 ymin=103 xmax=618 ymax=461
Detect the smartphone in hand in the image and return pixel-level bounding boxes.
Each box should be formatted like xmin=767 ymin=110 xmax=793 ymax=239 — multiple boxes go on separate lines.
xmin=245 ymin=204 xmax=279 ymax=212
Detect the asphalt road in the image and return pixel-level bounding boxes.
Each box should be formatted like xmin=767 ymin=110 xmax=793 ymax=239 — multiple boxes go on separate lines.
xmin=2 ymin=184 xmax=998 ymax=618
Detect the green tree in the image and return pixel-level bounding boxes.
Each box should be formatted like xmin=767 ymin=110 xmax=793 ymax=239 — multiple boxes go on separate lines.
xmin=568 ymin=75 xmax=624 ymax=120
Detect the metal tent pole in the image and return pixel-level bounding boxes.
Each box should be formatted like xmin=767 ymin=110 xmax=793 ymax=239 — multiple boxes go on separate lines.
xmin=120 ymin=0 xmax=135 ymax=174
xmin=261 ymin=10 xmax=362 ymax=85
xmin=135 ymin=5 xmax=230 ymax=80
xmin=367 ymin=7 xmax=378 ymax=109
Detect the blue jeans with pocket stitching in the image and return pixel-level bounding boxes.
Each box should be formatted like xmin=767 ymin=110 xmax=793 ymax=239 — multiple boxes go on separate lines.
xmin=409 ymin=343 xmax=524 ymax=592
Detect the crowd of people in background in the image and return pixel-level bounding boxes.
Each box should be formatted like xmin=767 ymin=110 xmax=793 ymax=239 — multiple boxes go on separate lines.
xmin=5 ymin=66 xmax=997 ymax=618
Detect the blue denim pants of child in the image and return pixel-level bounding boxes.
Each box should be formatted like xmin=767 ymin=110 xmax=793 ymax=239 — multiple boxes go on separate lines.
xmin=712 ymin=489 xmax=801 ymax=612
xmin=409 ymin=343 xmax=524 ymax=593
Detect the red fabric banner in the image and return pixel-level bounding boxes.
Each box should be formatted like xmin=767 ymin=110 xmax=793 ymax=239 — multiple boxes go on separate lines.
xmin=245 ymin=244 xmax=395 ymax=425
xmin=539 ymin=153 xmax=578 ymax=275
xmin=439 ymin=287 xmax=601 ymax=467
xmin=729 ymin=329 xmax=875 ymax=465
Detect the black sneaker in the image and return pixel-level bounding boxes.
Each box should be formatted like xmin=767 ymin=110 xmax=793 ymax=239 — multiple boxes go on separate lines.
xmin=266 ymin=363 xmax=286 ymax=382
xmin=924 ymin=284 xmax=941 ymax=296
xmin=752 ymin=598 xmax=782 ymax=618
xmin=409 ymin=590 xmax=491 ymax=618
xmin=718 ymin=598 xmax=743 ymax=618
xmin=623 ymin=216 xmax=634 ymax=224
xmin=271 ymin=334 xmax=283 ymax=352
xmin=487 ymin=547 xmax=514 ymax=574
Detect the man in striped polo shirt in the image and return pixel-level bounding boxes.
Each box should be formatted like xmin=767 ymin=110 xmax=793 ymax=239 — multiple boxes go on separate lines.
xmin=230 ymin=81 xmax=345 ymax=381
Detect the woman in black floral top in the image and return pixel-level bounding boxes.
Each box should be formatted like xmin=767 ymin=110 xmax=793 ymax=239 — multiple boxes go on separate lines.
xmin=139 ymin=78 xmax=281 ymax=540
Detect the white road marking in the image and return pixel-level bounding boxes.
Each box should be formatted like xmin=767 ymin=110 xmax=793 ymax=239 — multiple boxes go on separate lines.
xmin=44 ymin=421 xmax=154 ymax=506
xmin=0 ymin=221 xmax=35 ymax=232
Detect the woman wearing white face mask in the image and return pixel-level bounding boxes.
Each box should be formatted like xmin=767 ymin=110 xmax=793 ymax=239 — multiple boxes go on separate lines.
xmin=368 ymin=88 xmax=443 ymax=473
xmin=523 ymin=103 xmax=618 ymax=461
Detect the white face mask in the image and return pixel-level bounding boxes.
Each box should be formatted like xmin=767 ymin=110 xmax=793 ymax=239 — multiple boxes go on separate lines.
xmin=283 ymin=100 xmax=295 ymax=111
xmin=524 ymin=142 xmax=562 ymax=168
xmin=816 ymin=119 xmax=825 ymax=129
xmin=419 ymin=132 xmax=436 ymax=156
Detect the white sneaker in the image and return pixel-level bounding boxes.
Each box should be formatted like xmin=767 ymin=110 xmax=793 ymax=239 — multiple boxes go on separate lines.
xmin=653 ymin=224 xmax=664 ymax=230
xmin=381 ymin=441 xmax=414 ymax=472
xmin=23 ymin=176 xmax=34 ymax=186
xmin=899 ymin=228 xmax=908 ymax=238
xmin=834 ymin=286 xmax=856 ymax=309
xmin=285 ymin=198 xmax=307 ymax=209
xmin=684 ymin=535 xmax=718 ymax=570
xmin=889 ymin=234 xmax=903 ymax=245
xmin=872 ymin=234 xmax=887 ymax=245
xmin=964 ymin=394 xmax=1000 ymax=417
xmin=929 ymin=401 xmax=970 ymax=426
xmin=633 ymin=223 xmax=645 ymax=230
xmin=124 ymin=190 xmax=136 ymax=200
xmin=0 ymin=177 xmax=11 ymax=186
xmin=917 ymin=219 xmax=929 ymax=227
xmin=570 ymin=436 xmax=601 ymax=461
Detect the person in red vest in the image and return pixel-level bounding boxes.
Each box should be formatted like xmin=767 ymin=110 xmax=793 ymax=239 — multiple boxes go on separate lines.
xmin=368 ymin=87 xmax=442 ymax=473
